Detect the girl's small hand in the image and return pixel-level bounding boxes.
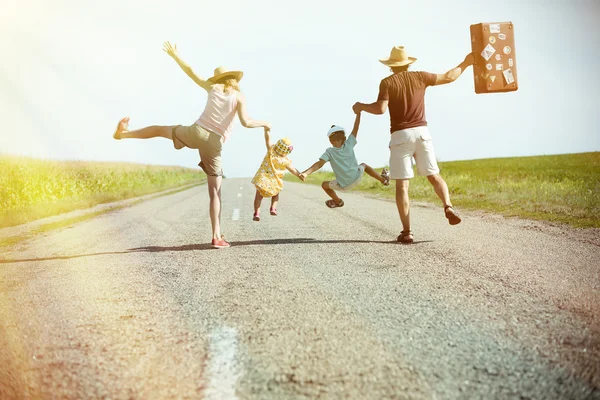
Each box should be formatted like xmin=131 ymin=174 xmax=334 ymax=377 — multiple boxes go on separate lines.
xmin=299 ymin=173 xmax=307 ymax=181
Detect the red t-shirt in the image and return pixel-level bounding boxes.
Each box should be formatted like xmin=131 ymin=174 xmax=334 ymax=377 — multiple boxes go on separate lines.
xmin=377 ymin=71 xmax=437 ymax=133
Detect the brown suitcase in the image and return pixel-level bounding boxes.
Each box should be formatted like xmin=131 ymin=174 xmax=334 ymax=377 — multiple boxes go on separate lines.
xmin=470 ymin=21 xmax=518 ymax=94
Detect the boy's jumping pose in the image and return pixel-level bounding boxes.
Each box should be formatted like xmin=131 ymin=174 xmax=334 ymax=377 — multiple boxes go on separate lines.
xmin=300 ymin=113 xmax=390 ymax=208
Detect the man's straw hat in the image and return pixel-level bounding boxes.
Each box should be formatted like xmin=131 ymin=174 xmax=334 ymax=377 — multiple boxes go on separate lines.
xmin=379 ymin=46 xmax=417 ymax=67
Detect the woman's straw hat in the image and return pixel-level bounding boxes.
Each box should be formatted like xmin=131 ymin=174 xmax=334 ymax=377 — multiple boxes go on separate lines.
xmin=207 ymin=66 xmax=243 ymax=83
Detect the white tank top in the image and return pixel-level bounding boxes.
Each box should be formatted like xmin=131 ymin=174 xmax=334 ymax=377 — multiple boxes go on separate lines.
xmin=196 ymin=85 xmax=238 ymax=142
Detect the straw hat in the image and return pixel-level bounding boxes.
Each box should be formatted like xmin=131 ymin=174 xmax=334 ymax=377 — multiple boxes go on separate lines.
xmin=379 ymin=46 xmax=417 ymax=67
xmin=273 ymin=137 xmax=293 ymax=156
xmin=207 ymin=66 xmax=243 ymax=83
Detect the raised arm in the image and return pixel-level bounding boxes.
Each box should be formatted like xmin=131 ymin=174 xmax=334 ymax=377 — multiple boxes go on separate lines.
xmin=263 ymin=127 xmax=272 ymax=151
xmin=350 ymin=112 xmax=361 ymax=137
xmin=433 ymin=53 xmax=475 ymax=86
xmin=162 ymin=41 xmax=213 ymax=92
xmin=236 ymin=94 xmax=271 ymax=129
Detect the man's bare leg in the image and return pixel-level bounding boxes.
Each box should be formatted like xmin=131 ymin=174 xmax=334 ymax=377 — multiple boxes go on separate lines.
xmin=427 ymin=174 xmax=461 ymax=225
xmin=396 ymin=179 xmax=411 ymax=238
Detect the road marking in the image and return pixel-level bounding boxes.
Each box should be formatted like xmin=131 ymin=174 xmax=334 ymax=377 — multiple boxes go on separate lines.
xmin=204 ymin=326 xmax=241 ymax=400
xmin=237 ymin=193 xmax=242 ymax=198
xmin=239 ymin=186 xmax=243 ymax=190
xmin=232 ymin=209 xmax=240 ymax=221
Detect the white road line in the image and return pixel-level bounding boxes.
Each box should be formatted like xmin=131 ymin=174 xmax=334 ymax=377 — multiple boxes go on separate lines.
xmin=239 ymin=186 xmax=243 ymax=190
xmin=237 ymin=193 xmax=242 ymax=198
xmin=232 ymin=209 xmax=240 ymax=221
xmin=204 ymin=326 xmax=241 ymax=400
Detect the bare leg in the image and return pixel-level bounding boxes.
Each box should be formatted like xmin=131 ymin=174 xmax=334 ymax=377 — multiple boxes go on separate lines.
xmin=396 ymin=179 xmax=411 ymax=234
xmin=322 ymin=181 xmax=342 ymax=204
xmin=426 ymin=174 xmax=452 ymax=208
xmin=114 ymin=117 xmax=174 ymax=140
xmin=270 ymin=194 xmax=279 ymax=210
xmin=207 ymin=175 xmax=223 ymax=240
xmin=254 ymin=190 xmax=263 ymax=214
xmin=361 ymin=163 xmax=385 ymax=183
xmin=120 ymin=125 xmax=173 ymax=140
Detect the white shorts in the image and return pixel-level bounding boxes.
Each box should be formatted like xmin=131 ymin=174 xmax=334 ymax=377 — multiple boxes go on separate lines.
xmin=329 ymin=164 xmax=365 ymax=190
xmin=389 ymin=126 xmax=440 ymax=180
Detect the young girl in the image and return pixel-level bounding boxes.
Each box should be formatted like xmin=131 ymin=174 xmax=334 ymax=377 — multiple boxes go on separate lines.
xmin=251 ymin=135 xmax=304 ymax=221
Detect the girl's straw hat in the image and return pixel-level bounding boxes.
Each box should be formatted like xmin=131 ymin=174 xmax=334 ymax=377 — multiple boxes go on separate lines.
xmin=273 ymin=138 xmax=293 ymax=156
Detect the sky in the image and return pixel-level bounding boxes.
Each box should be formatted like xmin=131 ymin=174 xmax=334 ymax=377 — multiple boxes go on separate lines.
xmin=1 ymin=0 xmax=599 ymax=177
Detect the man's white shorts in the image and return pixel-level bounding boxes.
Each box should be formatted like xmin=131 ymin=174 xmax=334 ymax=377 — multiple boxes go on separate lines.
xmin=389 ymin=126 xmax=440 ymax=180
xmin=329 ymin=164 xmax=365 ymax=190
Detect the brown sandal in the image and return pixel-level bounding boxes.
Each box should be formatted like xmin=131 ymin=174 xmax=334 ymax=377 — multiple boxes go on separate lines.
xmin=445 ymin=206 xmax=462 ymax=225
xmin=397 ymin=230 xmax=414 ymax=244
xmin=325 ymin=199 xmax=344 ymax=208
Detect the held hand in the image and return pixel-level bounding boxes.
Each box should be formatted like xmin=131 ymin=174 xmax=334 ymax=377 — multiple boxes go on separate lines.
xmin=162 ymin=41 xmax=178 ymax=58
xmin=352 ymin=102 xmax=363 ymax=114
xmin=299 ymin=173 xmax=307 ymax=181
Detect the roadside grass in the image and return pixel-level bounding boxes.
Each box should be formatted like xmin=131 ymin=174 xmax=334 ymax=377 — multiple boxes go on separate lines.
xmin=285 ymin=152 xmax=600 ymax=228
xmin=0 ymin=156 xmax=205 ymax=228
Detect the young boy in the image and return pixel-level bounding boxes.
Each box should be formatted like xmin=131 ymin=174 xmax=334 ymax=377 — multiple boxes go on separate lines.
xmin=299 ymin=112 xmax=390 ymax=208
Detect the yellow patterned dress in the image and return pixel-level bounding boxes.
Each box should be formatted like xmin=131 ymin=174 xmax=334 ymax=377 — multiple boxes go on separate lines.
xmin=251 ymin=138 xmax=293 ymax=198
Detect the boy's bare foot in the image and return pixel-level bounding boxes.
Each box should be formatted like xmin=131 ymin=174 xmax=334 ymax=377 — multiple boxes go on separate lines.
xmin=113 ymin=117 xmax=130 ymax=140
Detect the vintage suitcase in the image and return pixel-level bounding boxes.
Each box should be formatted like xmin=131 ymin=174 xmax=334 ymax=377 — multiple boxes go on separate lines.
xmin=470 ymin=21 xmax=518 ymax=94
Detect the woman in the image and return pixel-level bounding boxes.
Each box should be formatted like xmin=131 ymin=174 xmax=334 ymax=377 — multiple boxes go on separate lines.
xmin=113 ymin=41 xmax=271 ymax=249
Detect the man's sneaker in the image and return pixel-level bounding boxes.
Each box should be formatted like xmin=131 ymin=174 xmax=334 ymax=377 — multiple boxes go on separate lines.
xmin=381 ymin=168 xmax=390 ymax=186
xmin=253 ymin=212 xmax=260 ymax=221
xmin=211 ymin=237 xmax=231 ymax=249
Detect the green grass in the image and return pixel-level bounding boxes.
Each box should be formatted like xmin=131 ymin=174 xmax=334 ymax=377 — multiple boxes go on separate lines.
xmin=0 ymin=156 xmax=205 ymax=228
xmin=286 ymin=152 xmax=600 ymax=228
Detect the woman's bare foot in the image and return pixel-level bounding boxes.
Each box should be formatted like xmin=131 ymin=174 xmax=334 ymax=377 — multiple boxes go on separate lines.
xmin=113 ymin=117 xmax=130 ymax=140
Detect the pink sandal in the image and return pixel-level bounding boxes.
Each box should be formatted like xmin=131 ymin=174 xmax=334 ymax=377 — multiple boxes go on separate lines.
xmin=253 ymin=212 xmax=260 ymax=221
xmin=270 ymin=207 xmax=277 ymax=216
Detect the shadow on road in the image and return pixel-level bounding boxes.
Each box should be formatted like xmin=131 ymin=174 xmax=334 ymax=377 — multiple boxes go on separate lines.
xmin=0 ymin=238 xmax=433 ymax=264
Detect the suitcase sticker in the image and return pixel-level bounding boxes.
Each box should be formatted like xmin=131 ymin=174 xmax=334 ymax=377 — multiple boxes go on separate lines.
xmin=470 ymin=21 xmax=518 ymax=94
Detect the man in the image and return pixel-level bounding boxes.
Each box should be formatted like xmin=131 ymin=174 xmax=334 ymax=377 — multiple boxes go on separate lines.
xmin=353 ymin=45 xmax=474 ymax=244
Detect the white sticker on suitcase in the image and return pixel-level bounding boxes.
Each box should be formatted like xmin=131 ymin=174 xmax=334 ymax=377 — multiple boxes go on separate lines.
xmin=503 ymin=68 xmax=515 ymax=85
xmin=496 ymin=64 xmax=503 ymax=71
xmin=498 ymin=33 xmax=507 ymax=40
xmin=489 ymin=75 xmax=496 ymax=83
xmin=490 ymin=24 xmax=501 ymax=33
xmin=495 ymin=54 xmax=502 ymax=61
xmin=481 ymin=44 xmax=496 ymax=61
xmin=508 ymin=58 xmax=514 ymax=67
xmin=486 ymin=63 xmax=493 ymax=70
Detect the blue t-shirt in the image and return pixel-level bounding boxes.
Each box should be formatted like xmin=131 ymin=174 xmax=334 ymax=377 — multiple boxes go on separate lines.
xmin=320 ymin=135 xmax=361 ymax=188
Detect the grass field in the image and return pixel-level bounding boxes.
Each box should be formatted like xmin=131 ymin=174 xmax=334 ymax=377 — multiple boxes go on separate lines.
xmin=286 ymin=152 xmax=600 ymax=228
xmin=0 ymin=156 xmax=205 ymax=228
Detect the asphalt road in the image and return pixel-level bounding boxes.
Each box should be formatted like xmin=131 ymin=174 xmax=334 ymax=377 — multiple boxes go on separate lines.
xmin=1 ymin=179 xmax=598 ymax=399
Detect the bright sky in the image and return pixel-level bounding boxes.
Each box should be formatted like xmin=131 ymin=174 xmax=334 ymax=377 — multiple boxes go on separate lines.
xmin=1 ymin=0 xmax=599 ymax=177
